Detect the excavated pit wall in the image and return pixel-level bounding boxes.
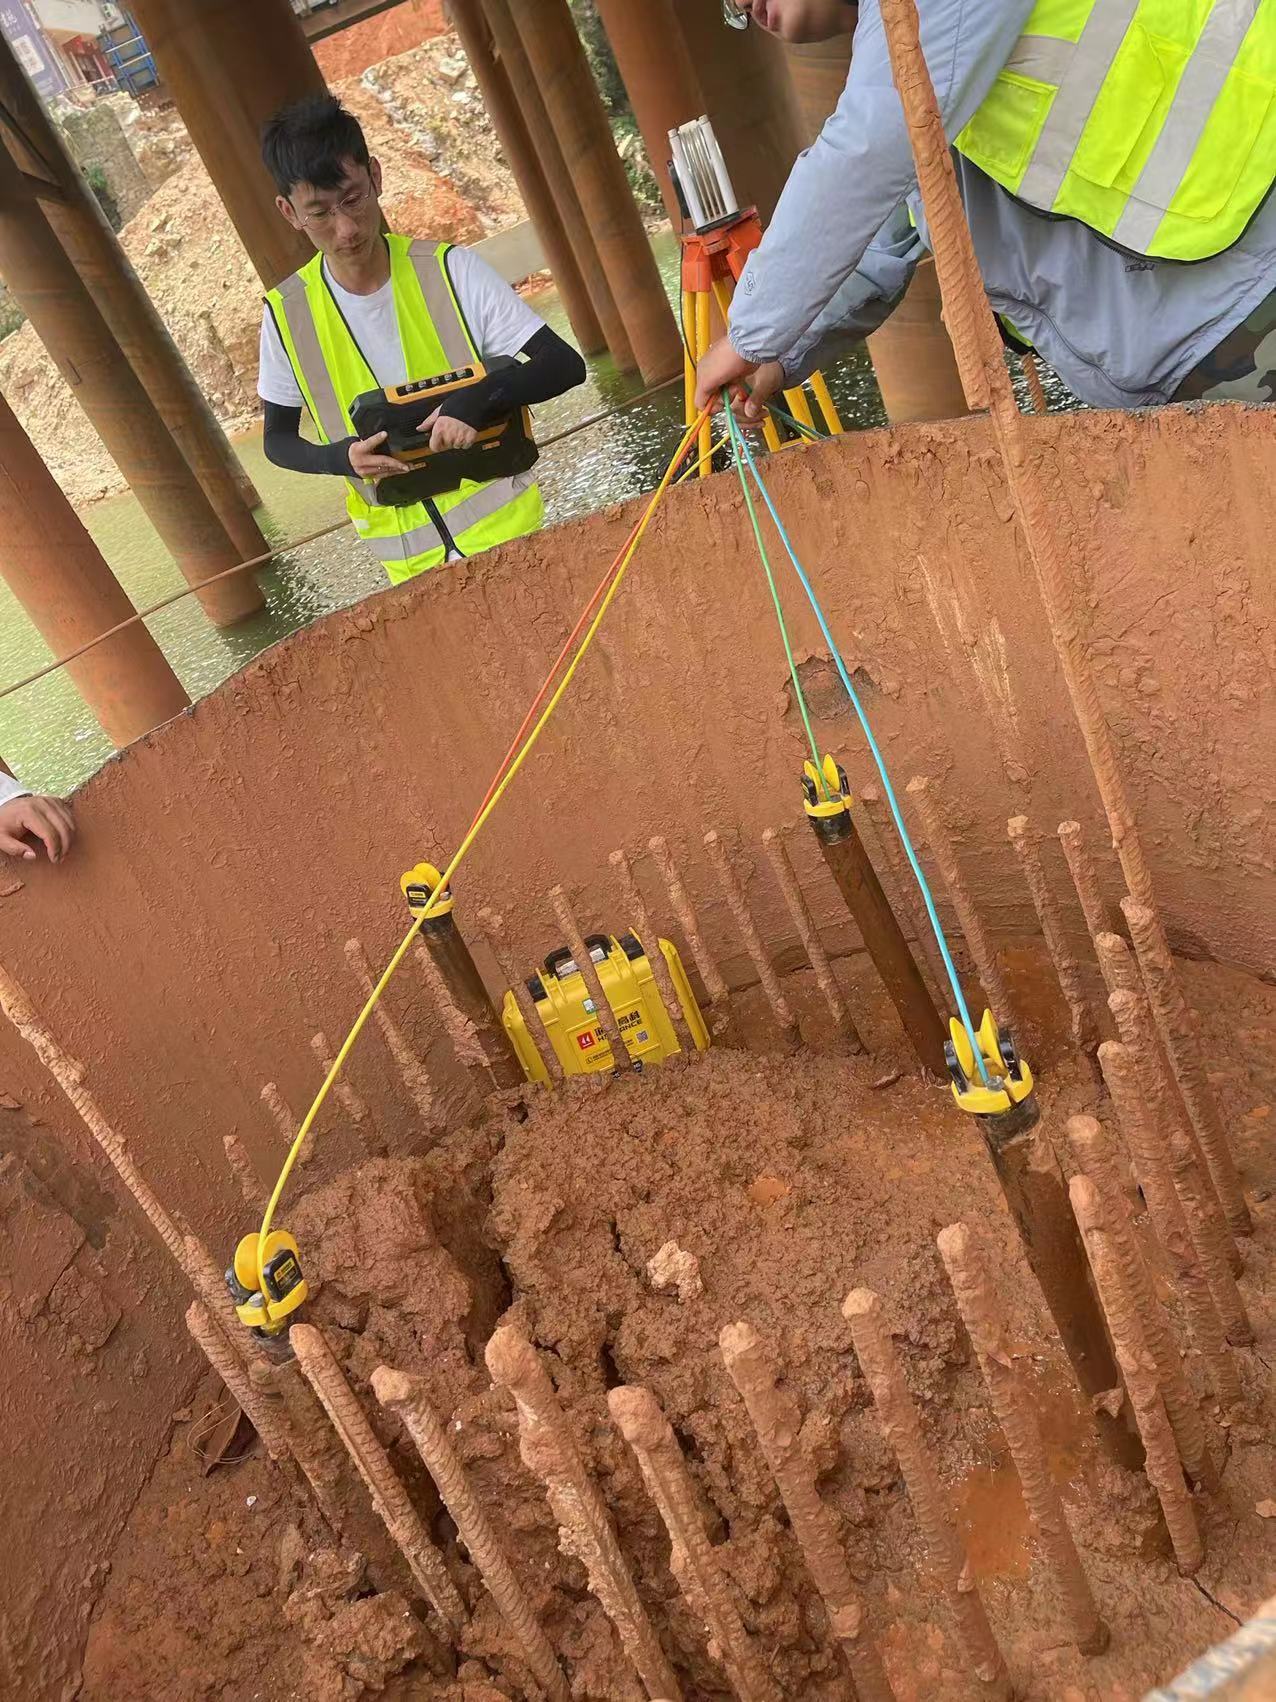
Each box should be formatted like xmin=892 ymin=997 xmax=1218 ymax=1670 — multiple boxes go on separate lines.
xmin=3 ymin=399 xmax=1274 ymax=1695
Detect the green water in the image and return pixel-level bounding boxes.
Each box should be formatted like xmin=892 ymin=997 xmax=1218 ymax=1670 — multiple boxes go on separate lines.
xmin=0 ymin=230 xmax=1001 ymax=794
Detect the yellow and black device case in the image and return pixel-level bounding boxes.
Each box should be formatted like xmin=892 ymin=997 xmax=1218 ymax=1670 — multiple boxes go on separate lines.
xmin=503 ymin=931 xmax=709 ymax=1086
xmin=349 ymin=356 xmax=538 ymax=506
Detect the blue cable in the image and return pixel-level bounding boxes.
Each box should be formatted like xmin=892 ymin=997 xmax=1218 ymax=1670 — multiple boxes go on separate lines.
xmin=725 ymin=403 xmax=990 ymax=1083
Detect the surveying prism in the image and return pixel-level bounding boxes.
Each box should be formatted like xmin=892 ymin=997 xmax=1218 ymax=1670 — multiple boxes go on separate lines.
xmin=668 ymin=116 xmax=844 ymax=477
xmin=350 ymin=357 xmax=538 ymax=507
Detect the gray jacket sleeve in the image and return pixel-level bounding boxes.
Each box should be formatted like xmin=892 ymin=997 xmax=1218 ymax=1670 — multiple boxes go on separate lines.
xmin=779 ymin=205 xmax=924 ymax=386
xmin=728 ymin=0 xmax=1035 ymax=366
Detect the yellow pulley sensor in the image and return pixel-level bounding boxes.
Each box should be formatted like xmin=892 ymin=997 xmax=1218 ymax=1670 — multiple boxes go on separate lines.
xmin=946 ymin=1009 xmax=1038 ymax=1131
xmin=227 ymin=1229 xmax=308 ymax=1337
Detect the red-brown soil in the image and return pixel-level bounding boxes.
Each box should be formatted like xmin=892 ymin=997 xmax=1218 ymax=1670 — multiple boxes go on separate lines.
xmin=77 ymin=948 xmax=1276 ymax=1699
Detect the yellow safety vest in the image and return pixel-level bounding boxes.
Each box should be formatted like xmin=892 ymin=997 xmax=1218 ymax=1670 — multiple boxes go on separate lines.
xmin=266 ymin=235 xmax=543 ymax=583
xmin=955 ymin=0 xmax=1276 ymax=261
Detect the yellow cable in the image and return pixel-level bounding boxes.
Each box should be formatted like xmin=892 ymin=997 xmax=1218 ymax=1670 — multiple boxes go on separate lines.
xmin=255 ymin=408 xmax=712 ymax=1299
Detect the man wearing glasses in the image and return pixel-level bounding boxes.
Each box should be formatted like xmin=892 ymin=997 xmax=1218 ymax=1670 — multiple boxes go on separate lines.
xmin=699 ymin=0 xmax=1276 ymax=419
xmin=258 ymin=95 xmax=586 ymax=583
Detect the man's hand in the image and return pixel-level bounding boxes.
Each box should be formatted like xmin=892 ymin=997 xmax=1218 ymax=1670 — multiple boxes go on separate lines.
xmin=732 ymin=360 xmax=786 ymax=428
xmin=419 ymin=406 xmax=478 ymax=453
xmin=348 ymin=430 xmax=410 ymax=482
xmin=0 ymin=794 xmax=74 ymax=863
xmin=694 ymin=338 xmax=757 ymax=413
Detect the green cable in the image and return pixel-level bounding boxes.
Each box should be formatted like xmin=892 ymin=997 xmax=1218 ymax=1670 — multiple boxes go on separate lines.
xmin=767 ymin=400 xmax=827 ymax=442
xmin=727 ymin=404 xmax=824 ymax=781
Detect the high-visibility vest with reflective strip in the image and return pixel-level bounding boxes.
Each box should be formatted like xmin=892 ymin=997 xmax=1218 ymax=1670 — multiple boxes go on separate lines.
xmin=266 ymin=235 xmax=543 ymax=583
xmin=955 ymin=0 xmax=1276 ymax=261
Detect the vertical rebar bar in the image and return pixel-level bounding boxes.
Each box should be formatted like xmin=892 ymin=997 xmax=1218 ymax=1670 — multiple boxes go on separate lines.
xmin=222 ymin=1131 xmax=266 ymax=1213
xmin=1007 ymin=815 xmax=1099 ymax=1062
xmin=344 ymin=937 xmax=435 ymax=1126
xmin=648 ymin=834 xmax=731 ymax=1034
xmin=1096 ymin=935 xmax=1236 ymax=1274
xmin=608 ymin=1385 xmax=782 ymax=1702
xmin=485 ymin=1326 xmax=681 ymax=1700
xmin=1065 ymin=1117 xmax=1217 ymax=1488
xmin=549 ymin=885 xmax=630 ymax=1070
xmin=186 ymin=1299 xmax=294 ymax=1464
xmin=373 ymin=1365 xmax=569 ymax=1701
xmin=261 ymin=1080 xmax=312 ymax=1167
xmin=259 ymin=1351 xmax=349 ymax=1529
xmin=842 ymin=1290 xmax=1012 ymax=1695
xmin=608 ymin=848 xmax=697 ymax=1052
xmin=310 ymin=1031 xmax=373 ymax=1134
xmin=290 ymin=1323 xmax=465 ymax=1627
xmin=718 ymin=1321 xmax=896 ymax=1702
xmin=859 ymin=783 xmax=950 ymax=1002
xmin=1056 ymin=821 xmax=1112 ymax=948
xmin=761 ymin=827 xmax=864 ymax=1052
xmin=1021 ymin=353 xmax=1049 ymax=415
xmin=875 ymin=0 xmax=1162 ymax=919
xmin=1120 ymin=901 xmax=1250 ymax=1237
xmin=1099 ymin=1041 xmax=1241 ymax=1410
xmin=936 ymin=1224 xmax=1108 ymax=1654
xmin=1069 ymin=1179 xmax=1204 ymax=1575
xmin=477 ymin=905 xmax=562 ymax=1083
xmin=1107 ymin=990 xmax=1250 ymax=1347
xmin=703 ymin=830 xmax=800 ymax=1047
xmin=907 ymin=776 xmax=1014 ymax=1022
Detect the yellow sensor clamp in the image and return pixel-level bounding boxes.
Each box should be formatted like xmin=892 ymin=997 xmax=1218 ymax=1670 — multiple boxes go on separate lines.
xmin=801 ymin=754 xmax=850 ymax=821
xmin=227 ymin=1230 xmax=309 ymax=1337
xmin=946 ymin=1009 xmax=1036 ymax=1118
xmin=401 ymin=861 xmax=454 ymax=920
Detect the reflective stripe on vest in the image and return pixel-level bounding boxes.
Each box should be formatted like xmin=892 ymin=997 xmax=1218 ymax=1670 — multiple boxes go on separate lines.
xmin=955 ymin=0 xmax=1276 ymax=261
xmin=265 ymin=235 xmax=542 ymax=578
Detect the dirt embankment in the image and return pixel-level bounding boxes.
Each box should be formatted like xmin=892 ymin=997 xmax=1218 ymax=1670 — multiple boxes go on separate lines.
xmin=0 ymin=31 xmax=525 ymax=506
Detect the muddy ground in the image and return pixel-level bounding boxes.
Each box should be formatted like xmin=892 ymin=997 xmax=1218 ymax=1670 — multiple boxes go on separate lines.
xmin=76 ymin=945 xmax=1276 ymax=1700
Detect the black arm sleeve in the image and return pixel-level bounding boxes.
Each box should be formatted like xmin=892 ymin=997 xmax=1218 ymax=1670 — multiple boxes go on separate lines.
xmin=435 ymin=325 xmax=587 ymax=430
xmin=262 ymin=401 xmax=356 ymax=477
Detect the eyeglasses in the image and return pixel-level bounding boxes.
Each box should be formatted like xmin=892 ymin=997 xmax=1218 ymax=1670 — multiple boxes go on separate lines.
xmin=721 ymin=0 xmax=751 ymax=27
xmin=294 ymin=181 xmax=374 ymax=229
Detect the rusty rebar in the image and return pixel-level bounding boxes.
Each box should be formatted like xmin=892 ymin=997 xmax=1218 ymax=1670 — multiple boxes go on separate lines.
xmin=222 ymin=1132 xmax=266 ymax=1213
xmin=1056 ymin=821 xmax=1112 ymax=948
xmin=719 ymin=1321 xmax=896 ymax=1702
xmin=860 ymin=783 xmax=950 ymax=1002
xmin=609 ymin=1385 xmax=782 ymax=1702
xmin=1099 ymin=1041 xmax=1241 ymax=1410
xmin=1021 ymin=353 xmax=1048 ymax=415
xmin=345 ymin=937 xmax=435 ymax=1126
xmin=648 ymin=834 xmax=731 ymax=1033
xmin=477 ymin=905 xmax=562 ymax=1083
xmin=260 ymin=1080 xmax=312 ymax=1166
xmin=1096 ymin=935 xmax=1237 ymax=1275
xmin=186 ymin=1300 xmax=294 ymax=1464
xmin=0 ymin=963 xmax=212 ymax=1293
xmin=258 ymin=1351 xmax=349 ymax=1528
xmin=1106 ymin=990 xmax=1250 ymax=1347
xmin=1121 ymin=901 xmax=1250 ymax=1237
xmin=936 ymin=1223 xmax=1108 ymax=1654
xmin=310 ymin=1030 xmax=373 ymax=1135
xmin=608 ymin=848 xmax=697 ymax=1052
xmin=761 ymin=827 xmax=864 ymax=1052
xmin=548 ymin=884 xmax=630 ymax=1070
xmin=843 ymin=1290 xmax=1012 ymax=1695
xmin=290 ymin=1323 xmax=465 ymax=1627
xmin=1065 ymin=1117 xmax=1217 ymax=1489
xmin=703 ymin=830 xmax=800 ymax=1047
xmin=374 ymin=1365 xmax=569 ymax=1701
xmin=1070 ymin=1178 xmax=1203 ymax=1575
xmin=907 ymin=776 xmax=1013 ymax=1022
xmin=485 ymin=1326 xmax=681 ymax=1699
xmin=1007 ymin=815 xmax=1099 ymax=1062
xmin=875 ymin=0 xmax=1161 ymax=917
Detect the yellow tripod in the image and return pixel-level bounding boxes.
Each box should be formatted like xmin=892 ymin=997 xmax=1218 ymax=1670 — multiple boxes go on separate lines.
xmin=680 ymin=211 xmax=843 ymax=478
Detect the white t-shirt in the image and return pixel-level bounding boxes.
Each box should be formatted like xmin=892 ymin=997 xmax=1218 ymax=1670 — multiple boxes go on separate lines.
xmin=257 ymin=244 xmax=546 ymax=411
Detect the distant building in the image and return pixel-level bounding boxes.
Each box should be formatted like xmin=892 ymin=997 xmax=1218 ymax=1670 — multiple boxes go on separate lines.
xmin=0 ymin=0 xmax=155 ymax=99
